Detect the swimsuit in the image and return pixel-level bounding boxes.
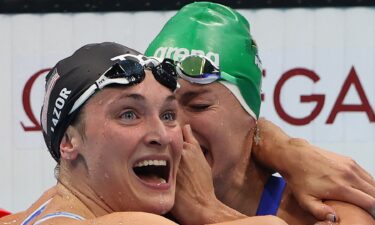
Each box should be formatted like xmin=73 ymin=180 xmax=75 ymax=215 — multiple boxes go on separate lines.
xmin=256 ymin=175 xmax=286 ymax=216
xmin=21 ymin=199 xmax=85 ymax=225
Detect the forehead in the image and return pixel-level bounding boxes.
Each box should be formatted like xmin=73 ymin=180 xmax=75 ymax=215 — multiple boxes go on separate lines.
xmin=84 ymin=70 xmax=175 ymax=108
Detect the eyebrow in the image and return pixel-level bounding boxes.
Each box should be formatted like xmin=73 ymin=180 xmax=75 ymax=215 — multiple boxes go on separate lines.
xmin=178 ymin=89 xmax=211 ymax=102
xmin=116 ymin=93 xmax=177 ymax=104
xmin=118 ymin=93 xmax=145 ymax=102
xmin=165 ymin=95 xmax=177 ymax=103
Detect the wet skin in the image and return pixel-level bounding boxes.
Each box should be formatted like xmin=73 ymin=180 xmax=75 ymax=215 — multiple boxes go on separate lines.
xmin=59 ymin=71 xmax=183 ymax=215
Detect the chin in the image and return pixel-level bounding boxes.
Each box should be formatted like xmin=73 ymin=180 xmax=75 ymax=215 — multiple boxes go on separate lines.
xmin=142 ymin=195 xmax=175 ymax=215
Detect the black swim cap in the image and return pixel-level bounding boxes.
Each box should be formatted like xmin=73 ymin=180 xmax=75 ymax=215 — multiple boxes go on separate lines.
xmin=41 ymin=42 xmax=141 ymax=162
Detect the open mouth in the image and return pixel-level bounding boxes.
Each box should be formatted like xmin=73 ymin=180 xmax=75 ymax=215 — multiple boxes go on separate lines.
xmin=200 ymin=145 xmax=213 ymax=168
xmin=133 ymin=159 xmax=170 ymax=184
xmin=201 ymin=145 xmax=208 ymax=156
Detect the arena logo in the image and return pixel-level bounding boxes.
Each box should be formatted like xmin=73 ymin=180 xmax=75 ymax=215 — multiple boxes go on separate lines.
xmin=153 ymin=46 xmax=220 ymax=66
xmin=20 ymin=66 xmax=375 ymax=131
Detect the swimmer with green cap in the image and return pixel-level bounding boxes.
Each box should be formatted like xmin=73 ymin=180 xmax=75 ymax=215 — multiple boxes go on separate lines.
xmin=146 ymin=2 xmax=375 ymax=224
xmin=146 ymin=1 xmax=262 ymax=120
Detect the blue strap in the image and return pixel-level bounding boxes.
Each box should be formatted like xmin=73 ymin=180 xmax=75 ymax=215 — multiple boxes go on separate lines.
xmin=256 ymin=175 xmax=286 ymax=216
xmin=33 ymin=212 xmax=85 ymax=225
xmin=21 ymin=199 xmax=52 ymax=225
xmin=21 ymin=198 xmax=85 ymax=225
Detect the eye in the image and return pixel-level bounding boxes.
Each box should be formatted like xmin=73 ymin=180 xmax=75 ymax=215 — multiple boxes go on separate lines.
xmin=161 ymin=111 xmax=176 ymax=121
xmin=120 ymin=110 xmax=137 ymax=120
xmin=188 ymin=104 xmax=210 ymax=111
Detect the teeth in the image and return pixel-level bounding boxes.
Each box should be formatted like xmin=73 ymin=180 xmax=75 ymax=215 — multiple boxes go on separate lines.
xmin=134 ymin=160 xmax=167 ymax=168
xmin=159 ymin=178 xmax=167 ymax=184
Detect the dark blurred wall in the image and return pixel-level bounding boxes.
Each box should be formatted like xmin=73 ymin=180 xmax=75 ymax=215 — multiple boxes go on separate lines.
xmin=1 ymin=0 xmax=375 ymax=13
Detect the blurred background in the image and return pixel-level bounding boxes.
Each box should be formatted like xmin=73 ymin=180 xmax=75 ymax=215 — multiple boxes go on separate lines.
xmin=0 ymin=0 xmax=374 ymax=212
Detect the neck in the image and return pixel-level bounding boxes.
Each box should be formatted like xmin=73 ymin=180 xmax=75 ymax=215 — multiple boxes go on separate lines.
xmin=217 ymin=159 xmax=271 ymax=216
xmin=56 ymin=161 xmax=113 ymax=218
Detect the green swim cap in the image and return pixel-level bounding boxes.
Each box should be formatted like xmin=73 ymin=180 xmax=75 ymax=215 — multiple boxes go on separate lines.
xmin=145 ymin=2 xmax=262 ymax=119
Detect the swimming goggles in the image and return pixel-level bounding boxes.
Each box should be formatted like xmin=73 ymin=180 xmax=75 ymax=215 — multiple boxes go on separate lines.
xmin=69 ymin=54 xmax=178 ymax=114
xmin=175 ymin=55 xmax=221 ymax=84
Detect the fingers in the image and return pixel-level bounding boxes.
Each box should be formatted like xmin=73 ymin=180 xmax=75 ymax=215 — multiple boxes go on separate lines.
xmin=182 ymin=124 xmax=199 ymax=147
xmin=341 ymin=155 xmax=375 ymax=189
xmin=334 ymin=186 xmax=375 ymax=216
xmin=296 ymin=194 xmax=337 ymax=222
xmin=345 ymin=164 xmax=375 ymax=215
xmin=350 ymin=160 xmax=375 ymax=197
xmin=313 ymin=148 xmax=375 ymax=215
xmin=355 ymin=161 xmax=375 ymax=184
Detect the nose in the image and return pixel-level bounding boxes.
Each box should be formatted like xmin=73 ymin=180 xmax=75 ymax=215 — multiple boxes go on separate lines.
xmin=144 ymin=116 xmax=170 ymax=148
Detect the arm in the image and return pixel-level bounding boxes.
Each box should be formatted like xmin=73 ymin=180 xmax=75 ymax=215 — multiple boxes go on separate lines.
xmin=207 ymin=216 xmax=288 ymax=225
xmin=252 ymin=118 xmax=375 ymax=220
xmin=54 ymin=212 xmax=288 ymax=225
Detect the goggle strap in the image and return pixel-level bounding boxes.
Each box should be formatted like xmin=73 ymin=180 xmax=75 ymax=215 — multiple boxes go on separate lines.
xmin=68 ymin=54 xmax=177 ymax=116
xmin=69 ymin=84 xmax=97 ymax=114
xmin=69 ymin=77 xmax=132 ymax=115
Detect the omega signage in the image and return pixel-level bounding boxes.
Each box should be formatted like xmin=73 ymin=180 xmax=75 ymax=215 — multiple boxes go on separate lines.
xmin=20 ymin=66 xmax=374 ymax=135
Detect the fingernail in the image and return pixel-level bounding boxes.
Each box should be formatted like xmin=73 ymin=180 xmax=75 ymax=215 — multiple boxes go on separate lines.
xmin=371 ymin=205 xmax=375 ymax=218
xmin=326 ymin=213 xmax=336 ymax=222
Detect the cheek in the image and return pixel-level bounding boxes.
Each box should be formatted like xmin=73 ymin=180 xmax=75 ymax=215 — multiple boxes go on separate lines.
xmin=188 ymin=113 xmax=220 ymax=134
xmin=210 ymin=121 xmax=247 ymax=169
xmin=86 ymin=125 xmax=139 ymax=162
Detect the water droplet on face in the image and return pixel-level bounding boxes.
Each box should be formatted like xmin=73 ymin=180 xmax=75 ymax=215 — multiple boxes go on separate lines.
xmin=158 ymin=193 xmax=169 ymax=215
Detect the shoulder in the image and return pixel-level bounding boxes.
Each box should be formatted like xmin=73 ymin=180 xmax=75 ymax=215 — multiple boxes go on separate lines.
xmin=47 ymin=212 xmax=179 ymax=225
xmin=0 ymin=186 xmax=58 ymax=224
xmin=325 ymin=200 xmax=375 ymax=224
xmin=0 ymin=212 xmax=26 ymax=223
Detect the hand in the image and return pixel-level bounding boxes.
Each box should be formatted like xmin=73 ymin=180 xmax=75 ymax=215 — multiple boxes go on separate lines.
xmin=314 ymin=200 xmax=375 ymax=225
xmin=253 ymin=118 xmax=375 ymax=221
xmin=172 ymin=125 xmax=246 ymax=225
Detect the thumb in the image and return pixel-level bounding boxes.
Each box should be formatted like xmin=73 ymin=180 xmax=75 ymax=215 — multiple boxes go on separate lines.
xmin=298 ymin=195 xmax=338 ymax=222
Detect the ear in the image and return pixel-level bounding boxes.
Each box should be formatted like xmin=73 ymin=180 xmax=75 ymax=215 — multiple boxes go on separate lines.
xmin=60 ymin=126 xmax=81 ymax=160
